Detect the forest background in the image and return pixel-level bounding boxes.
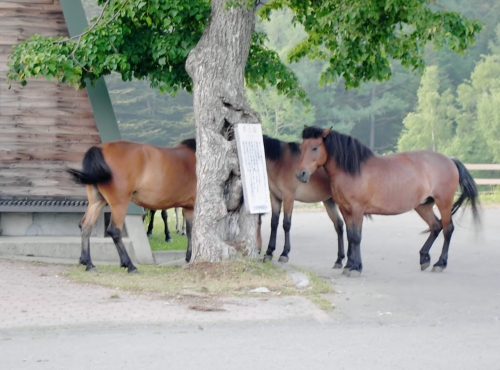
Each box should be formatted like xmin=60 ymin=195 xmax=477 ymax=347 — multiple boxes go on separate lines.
xmin=81 ymin=0 xmax=500 ymax=166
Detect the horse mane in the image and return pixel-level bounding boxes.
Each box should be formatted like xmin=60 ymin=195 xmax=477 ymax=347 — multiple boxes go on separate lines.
xmin=263 ymin=135 xmax=300 ymax=161
xmin=302 ymin=126 xmax=373 ymax=175
xmin=180 ymin=138 xmax=196 ymax=152
xmin=263 ymin=135 xmax=281 ymax=160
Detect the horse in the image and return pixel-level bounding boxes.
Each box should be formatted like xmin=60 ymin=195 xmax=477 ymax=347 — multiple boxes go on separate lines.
xmin=68 ymin=139 xmax=197 ymax=273
xmin=296 ymin=126 xmax=480 ymax=277
xmin=145 ymin=207 xmax=186 ymax=242
xmin=260 ymin=135 xmax=345 ymax=266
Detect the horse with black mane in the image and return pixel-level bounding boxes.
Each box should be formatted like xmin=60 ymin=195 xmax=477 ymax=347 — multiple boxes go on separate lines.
xmin=68 ymin=139 xmax=197 ymax=273
xmin=261 ymin=135 xmax=345 ymax=266
xmin=296 ymin=126 xmax=480 ymax=277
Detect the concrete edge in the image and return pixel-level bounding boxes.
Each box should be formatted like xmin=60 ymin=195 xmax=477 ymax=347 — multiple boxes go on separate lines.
xmin=271 ymin=260 xmax=310 ymax=289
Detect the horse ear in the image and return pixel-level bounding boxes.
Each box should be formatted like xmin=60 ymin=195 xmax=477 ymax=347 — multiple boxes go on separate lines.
xmin=303 ymin=125 xmax=308 ymax=130
xmin=322 ymin=127 xmax=331 ymax=138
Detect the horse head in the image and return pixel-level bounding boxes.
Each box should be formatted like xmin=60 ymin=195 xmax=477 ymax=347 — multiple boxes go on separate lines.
xmin=296 ymin=126 xmax=331 ymax=183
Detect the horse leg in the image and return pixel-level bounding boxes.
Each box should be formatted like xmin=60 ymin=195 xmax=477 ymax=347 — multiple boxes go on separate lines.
xmin=146 ymin=209 xmax=155 ymax=237
xmin=184 ymin=208 xmax=194 ymax=262
xmin=175 ymin=207 xmax=181 ymax=234
xmin=432 ymin=200 xmax=454 ymax=272
xmin=414 ymin=203 xmax=442 ymax=271
xmin=161 ymin=209 xmax=173 ymax=242
xmin=264 ymin=193 xmax=282 ymax=262
xmin=80 ymin=185 xmax=106 ymax=271
xmin=278 ymin=194 xmax=295 ymax=263
xmin=175 ymin=207 xmax=186 ymax=235
xmin=182 ymin=210 xmax=186 ymax=235
xmin=105 ymin=200 xmax=138 ymax=273
xmin=342 ymin=211 xmax=364 ymax=277
xmin=323 ymin=198 xmax=345 ymax=269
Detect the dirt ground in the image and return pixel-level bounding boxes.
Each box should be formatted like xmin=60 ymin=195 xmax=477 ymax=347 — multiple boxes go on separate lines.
xmin=1 ymin=207 xmax=499 ymax=370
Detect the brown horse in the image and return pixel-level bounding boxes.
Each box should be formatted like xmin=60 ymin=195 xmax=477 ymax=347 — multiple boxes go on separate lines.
xmin=260 ymin=135 xmax=345 ymax=266
xmin=296 ymin=126 xmax=480 ymax=277
xmin=68 ymin=139 xmax=197 ymax=273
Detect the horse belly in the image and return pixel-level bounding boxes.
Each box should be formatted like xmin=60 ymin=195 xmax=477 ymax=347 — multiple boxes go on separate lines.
xmin=131 ymin=181 xmax=195 ymax=210
xmin=364 ymin=190 xmax=423 ymax=215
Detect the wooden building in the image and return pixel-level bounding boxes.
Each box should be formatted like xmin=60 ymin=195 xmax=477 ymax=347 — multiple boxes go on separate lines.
xmin=0 ymin=0 xmax=153 ymax=264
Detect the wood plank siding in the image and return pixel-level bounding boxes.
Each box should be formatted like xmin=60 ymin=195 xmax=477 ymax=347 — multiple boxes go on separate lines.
xmin=0 ymin=0 xmax=101 ymax=201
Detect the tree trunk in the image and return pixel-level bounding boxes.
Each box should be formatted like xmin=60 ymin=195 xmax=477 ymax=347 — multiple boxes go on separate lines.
xmin=185 ymin=0 xmax=260 ymax=262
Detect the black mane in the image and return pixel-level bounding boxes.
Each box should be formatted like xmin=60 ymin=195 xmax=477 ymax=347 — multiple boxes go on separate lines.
xmin=180 ymin=138 xmax=196 ymax=152
xmin=263 ymin=135 xmax=300 ymax=161
xmin=302 ymin=126 xmax=373 ymax=175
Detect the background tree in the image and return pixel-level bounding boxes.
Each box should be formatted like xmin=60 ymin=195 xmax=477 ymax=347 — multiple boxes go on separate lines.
xmin=398 ymin=66 xmax=456 ymax=152
xmin=7 ymin=0 xmax=481 ymax=261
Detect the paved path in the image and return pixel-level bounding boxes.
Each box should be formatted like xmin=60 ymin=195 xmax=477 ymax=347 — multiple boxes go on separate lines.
xmin=1 ymin=207 xmax=499 ymax=370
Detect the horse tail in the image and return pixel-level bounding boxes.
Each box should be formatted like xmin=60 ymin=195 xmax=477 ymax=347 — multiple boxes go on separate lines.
xmin=67 ymin=146 xmax=112 ymax=185
xmin=450 ymin=158 xmax=480 ymax=223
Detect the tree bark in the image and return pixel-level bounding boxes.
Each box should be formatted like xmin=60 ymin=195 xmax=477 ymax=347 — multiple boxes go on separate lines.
xmin=185 ymin=0 xmax=260 ymax=262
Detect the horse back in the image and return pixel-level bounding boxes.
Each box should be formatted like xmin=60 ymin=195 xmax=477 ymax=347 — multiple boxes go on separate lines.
xmin=99 ymin=141 xmax=197 ymax=209
xmin=330 ymin=150 xmax=459 ymax=215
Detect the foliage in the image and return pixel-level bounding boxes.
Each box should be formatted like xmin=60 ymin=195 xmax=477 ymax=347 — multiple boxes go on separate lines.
xmin=106 ymin=73 xmax=195 ymax=146
xmin=398 ymin=66 xmax=456 ymax=152
xmin=247 ymin=86 xmax=314 ymax=141
xmin=399 ymin=24 xmax=500 ymax=165
xmin=6 ymin=0 xmax=487 ymax=154
xmin=260 ymin=0 xmax=482 ymax=88
xmin=7 ymin=0 xmax=305 ymax=102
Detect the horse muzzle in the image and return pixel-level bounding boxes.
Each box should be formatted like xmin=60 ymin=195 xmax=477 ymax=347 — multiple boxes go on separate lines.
xmin=296 ymin=170 xmax=311 ymax=183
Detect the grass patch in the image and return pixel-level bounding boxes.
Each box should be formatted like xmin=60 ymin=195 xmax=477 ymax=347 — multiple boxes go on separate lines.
xmin=479 ymin=186 xmax=500 ymax=205
xmin=293 ymin=266 xmax=335 ymax=312
xmin=62 ymin=259 xmax=337 ymax=311
xmin=64 ymin=259 xmax=297 ymax=298
xmin=144 ymin=209 xmax=187 ymax=251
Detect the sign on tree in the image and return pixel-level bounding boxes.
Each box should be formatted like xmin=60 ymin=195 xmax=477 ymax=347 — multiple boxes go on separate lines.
xmin=234 ymin=124 xmax=271 ymax=214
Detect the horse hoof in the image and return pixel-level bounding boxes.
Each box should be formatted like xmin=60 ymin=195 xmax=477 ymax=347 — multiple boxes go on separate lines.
xmin=85 ymin=266 xmax=98 ymax=273
xmin=166 ymin=238 xmax=173 ymax=243
xmin=263 ymin=254 xmax=272 ymax=262
xmin=432 ymin=266 xmax=445 ymax=273
xmin=278 ymin=256 xmax=289 ymax=263
xmin=348 ymin=270 xmax=361 ymax=278
xmin=342 ymin=268 xmax=350 ymax=276
xmin=128 ymin=267 xmax=139 ymax=274
xmin=333 ymin=263 xmax=343 ymax=269
xmin=147 ymin=233 xmax=152 ymax=238
xmin=421 ymin=262 xmax=430 ymax=271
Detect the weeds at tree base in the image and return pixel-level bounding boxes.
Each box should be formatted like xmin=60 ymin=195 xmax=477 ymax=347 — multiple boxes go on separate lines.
xmin=63 ymin=259 xmax=335 ymax=311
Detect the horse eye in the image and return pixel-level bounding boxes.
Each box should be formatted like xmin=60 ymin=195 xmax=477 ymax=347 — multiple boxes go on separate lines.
xmin=312 ymin=146 xmax=318 ymax=151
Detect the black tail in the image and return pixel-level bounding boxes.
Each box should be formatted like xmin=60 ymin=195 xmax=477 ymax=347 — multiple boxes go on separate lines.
xmin=451 ymin=158 xmax=480 ymax=223
xmin=67 ymin=146 xmax=112 ymax=185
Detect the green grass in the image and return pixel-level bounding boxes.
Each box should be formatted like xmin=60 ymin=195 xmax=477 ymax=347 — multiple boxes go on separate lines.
xmin=478 ymin=186 xmax=500 ymax=205
xmin=293 ymin=266 xmax=335 ymax=311
xmin=144 ymin=209 xmax=187 ymax=251
xmin=62 ymin=259 xmax=336 ymax=311
xmin=64 ymin=259 xmax=297 ymax=297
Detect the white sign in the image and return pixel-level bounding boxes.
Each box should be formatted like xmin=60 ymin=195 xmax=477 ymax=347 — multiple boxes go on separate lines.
xmin=234 ymin=123 xmax=271 ymax=214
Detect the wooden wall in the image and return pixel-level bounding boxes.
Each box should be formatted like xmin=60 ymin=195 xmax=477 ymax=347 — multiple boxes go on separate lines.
xmin=0 ymin=0 xmax=101 ymax=200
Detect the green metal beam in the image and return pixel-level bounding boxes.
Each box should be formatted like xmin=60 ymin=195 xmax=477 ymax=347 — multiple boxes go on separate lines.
xmin=59 ymin=0 xmax=143 ymax=216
